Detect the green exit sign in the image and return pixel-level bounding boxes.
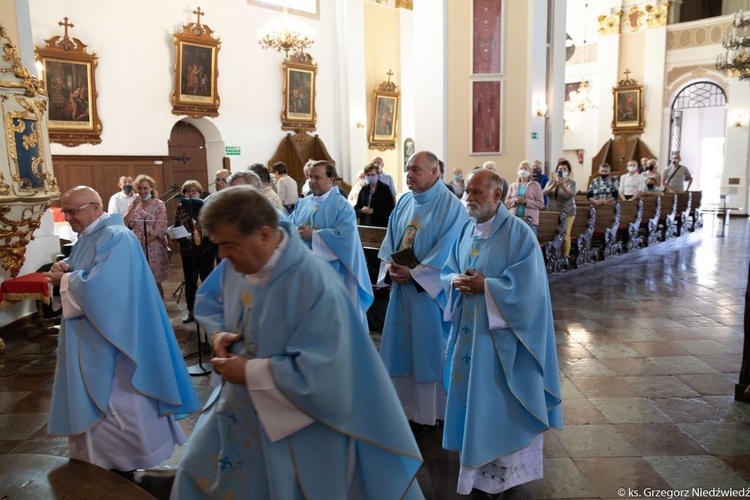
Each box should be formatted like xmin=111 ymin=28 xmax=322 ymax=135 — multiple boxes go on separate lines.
xmin=225 ymin=146 xmax=241 ymax=156
xmin=531 ymin=132 xmax=539 ymax=140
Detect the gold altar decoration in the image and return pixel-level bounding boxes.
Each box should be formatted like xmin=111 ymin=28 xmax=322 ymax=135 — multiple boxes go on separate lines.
xmin=0 ymin=25 xmax=60 ymax=277
xmin=598 ymin=10 xmax=622 ymax=36
xmin=645 ymin=1 xmax=671 ymax=28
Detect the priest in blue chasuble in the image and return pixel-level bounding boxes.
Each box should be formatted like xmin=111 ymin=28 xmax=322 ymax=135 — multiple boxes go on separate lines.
xmin=378 ymin=151 xmax=468 ymax=426
xmin=44 ymin=186 xmax=200 ymax=471
xmin=291 ymin=160 xmax=374 ymax=329
xmin=441 ymin=170 xmax=563 ymax=496
xmin=172 ymin=187 xmax=423 ymax=499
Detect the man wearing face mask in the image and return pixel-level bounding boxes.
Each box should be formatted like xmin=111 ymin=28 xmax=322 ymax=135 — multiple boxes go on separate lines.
xmin=107 ymin=176 xmax=134 ymax=216
xmin=619 ymin=160 xmax=644 ymax=201
xmin=663 ymin=153 xmax=692 ymax=193
xmin=587 ymin=163 xmax=619 ymax=206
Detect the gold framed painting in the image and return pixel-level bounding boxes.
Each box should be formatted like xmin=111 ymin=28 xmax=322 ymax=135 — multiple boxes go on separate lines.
xmin=281 ymin=52 xmax=317 ymax=131
xmin=171 ymin=11 xmax=221 ymax=118
xmin=369 ymin=74 xmax=399 ymax=150
xmin=612 ymin=77 xmax=644 ymax=134
xmin=35 ymin=21 xmax=102 ymax=147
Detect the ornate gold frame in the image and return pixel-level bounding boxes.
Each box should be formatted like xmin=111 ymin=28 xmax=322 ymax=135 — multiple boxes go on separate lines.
xmin=35 ymin=18 xmax=102 ymax=146
xmin=612 ymin=73 xmax=645 ymax=135
xmin=369 ymin=72 xmax=399 ymax=151
xmin=171 ymin=8 xmax=221 ymax=118
xmin=281 ymin=52 xmax=317 ymax=132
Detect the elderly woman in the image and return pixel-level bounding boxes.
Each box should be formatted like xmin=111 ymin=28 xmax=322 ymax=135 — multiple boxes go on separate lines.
xmin=172 ymin=180 xmax=215 ymax=323
xmin=543 ymin=159 xmax=577 ymax=257
xmin=505 ymin=161 xmax=544 ymax=236
xmin=124 ymin=174 xmax=171 ymax=298
xmin=355 ymin=163 xmax=395 ymax=227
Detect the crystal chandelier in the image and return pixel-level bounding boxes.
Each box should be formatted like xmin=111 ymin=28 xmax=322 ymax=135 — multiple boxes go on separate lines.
xmin=716 ymin=10 xmax=750 ymax=81
xmin=566 ymin=2 xmax=597 ymax=113
xmin=258 ymin=6 xmax=314 ymax=57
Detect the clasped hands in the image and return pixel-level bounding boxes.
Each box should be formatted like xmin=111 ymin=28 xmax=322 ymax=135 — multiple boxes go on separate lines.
xmin=388 ymin=262 xmax=412 ymax=284
xmin=43 ymin=261 xmax=70 ymax=287
xmin=297 ymin=224 xmax=313 ymax=241
xmin=211 ymin=332 xmax=247 ymax=384
xmin=452 ymin=268 xmax=485 ymax=296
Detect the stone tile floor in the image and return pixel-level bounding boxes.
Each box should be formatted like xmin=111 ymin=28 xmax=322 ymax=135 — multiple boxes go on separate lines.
xmin=1 ymin=216 xmax=749 ymax=499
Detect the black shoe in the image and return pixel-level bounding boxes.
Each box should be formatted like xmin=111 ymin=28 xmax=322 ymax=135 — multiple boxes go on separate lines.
xmin=182 ymin=312 xmax=194 ymax=323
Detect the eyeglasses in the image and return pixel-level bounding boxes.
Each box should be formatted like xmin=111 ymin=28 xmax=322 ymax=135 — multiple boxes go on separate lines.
xmin=61 ymin=203 xmax=94 ymax=217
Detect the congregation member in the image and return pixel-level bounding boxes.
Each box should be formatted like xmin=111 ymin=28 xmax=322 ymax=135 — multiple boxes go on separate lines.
xmin=620 ymin=160 xmax=644 ymax=200
xmin=44 ymin=186 xmax=200 ymax=472
xmin=123 ymin=174 xmax=171 ymax=298
xmin=272 ymin=161 xmax=299 ymax=212
xmin=348 ymin=168 xmax=366 ymax=206
xmin=172 ymin=180 xmax=215 ymax=324
xmin=171 ymin=187 xmax=424 ymax=499
xmin=442 ymin=169 xmax=563 ymax=497
xmin=587 ymin=163 xmax=619 ymax=206
xmin=355 ymin=163 xmax=395 ymax=227
xmin=106 ymin=175 xmax=134 ymax=216
xmin=291 ymin=161 xmax=373 ymax=327
xmin=663 ymin=153 xmax=693 ymax=193
xmin=642 ymin=158 xmax=661 ymax=188
xmin=213 ymin=168 xmax=230 ymax=192
xmin=378 ymin=151 xmax=467 ymax=426
xmin=300 ymin=159 xmax=315 ymax=197
xmin=450 ymin=167 xmax=466 ymax=198
xmin=543 ymin=159 xmax=577 ymax=257
xmin=372 ymin=156 xmax=398 ymax=201
xmin=633 ymin=176 xmax=664 ymax=199
xmin=225 ymin=170 xmax=291 ymax=222
xmin=532 ymin=160 xmax=549 ymax=205
xmin=640 ymin=156 xmax=649 ymax=174
xmin=505 ymin=161 xmax=544 ymax=236
xmin=249 ymin=163 xmax=285 ymax=211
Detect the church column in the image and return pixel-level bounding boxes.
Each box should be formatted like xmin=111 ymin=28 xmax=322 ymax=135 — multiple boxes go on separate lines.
xmin=0 ymin=0 xmax=34 ymax=67
xmin=594 ymin=29 xmax=620 ymax=160
xmin=549 ymin=0 xmax=568 ymax=167
xmin=335 ymin=0 xmax=367 ymax=184
xmin=528 ymin=0 xmax=550 ymax=164
xmin=413 ymin=0 xmax=446 ymax=157
xmin=643 ymin=26 xmax=668 ymax=157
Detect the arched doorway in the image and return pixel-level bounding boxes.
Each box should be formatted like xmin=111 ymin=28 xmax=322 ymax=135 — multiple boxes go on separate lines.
xmin=669 ymin=81 xmax=726 ymax=205
xmin=168 ymin=121 xmax=209 ymax=193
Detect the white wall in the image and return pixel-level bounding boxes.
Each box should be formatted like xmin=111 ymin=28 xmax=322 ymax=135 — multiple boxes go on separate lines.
xmin=26 ymin=0 xmax=347 ymax=173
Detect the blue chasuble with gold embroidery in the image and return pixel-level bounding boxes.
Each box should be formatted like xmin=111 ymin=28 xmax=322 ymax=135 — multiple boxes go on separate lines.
xmin=378 ymin=180 xmax=468 ymax=382
xmin=441 ymin=205 xmax=563 ymax=467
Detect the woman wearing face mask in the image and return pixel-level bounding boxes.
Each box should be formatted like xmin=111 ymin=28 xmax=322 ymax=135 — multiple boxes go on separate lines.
xmin=172 ymin=180 xmax=215 ymax=323
xmin=451 ymin=167 xmax=466 ymax=198
xmin=124 ymin=174 xmax=171 ymax=298
xmin=641 ymin=159 xmax=661 ymax=188
xmin=355 ymin=164 xmax=395 ymax=227
xmin=543 ymin=159 xmax=577 ymax=257
xmin=505 ymin=161 xmax=544 ymax=236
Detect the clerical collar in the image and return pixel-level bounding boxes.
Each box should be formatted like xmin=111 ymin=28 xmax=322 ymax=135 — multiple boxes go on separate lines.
xmin=312 ymin=188 xmax=334 ymax=202
xmin=472 ymin=213 xmax=497 ymax=239
xmin=81 ymin=213 xmax=111 ymax=237
xmin=244 ymin=229 xmax=288 ymax=286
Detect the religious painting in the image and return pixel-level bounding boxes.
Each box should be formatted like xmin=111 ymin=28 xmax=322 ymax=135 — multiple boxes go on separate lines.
xmin=369 ymin=74 xmax=400 ymax=151
xmin=171 ymin=10 xmax=221 ymax=118
xmin=281 ymin=52 xmax=317 ymax=131
xmin=471 ymin=80 xmax=502 ymax=155
xmin=35 ymin=20 xmax=102 ymax=146
xmin=7 ymin=111 xmax=47 ymax=191
xmin=472 ymin=0 xmax=503 ymax=75
xmin=612 ymin=79 xmax=644 ymax=134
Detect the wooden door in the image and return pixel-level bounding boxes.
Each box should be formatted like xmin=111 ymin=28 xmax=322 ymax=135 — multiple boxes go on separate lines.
xmin=168 ymin=121 xmax=209 ymax=194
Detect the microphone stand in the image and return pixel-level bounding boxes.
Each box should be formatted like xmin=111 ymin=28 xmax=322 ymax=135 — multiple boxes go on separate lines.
xmin=179 ymin=197 xmax=210 ymax=377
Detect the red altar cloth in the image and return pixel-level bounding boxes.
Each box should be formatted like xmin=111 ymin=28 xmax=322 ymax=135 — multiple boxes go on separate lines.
xmin=0 ymin=273 xmax=51 ymax=307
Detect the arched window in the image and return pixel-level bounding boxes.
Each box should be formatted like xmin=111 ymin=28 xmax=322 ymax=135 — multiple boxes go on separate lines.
xmin=669 ymin=81 xmax=726 ymax=157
